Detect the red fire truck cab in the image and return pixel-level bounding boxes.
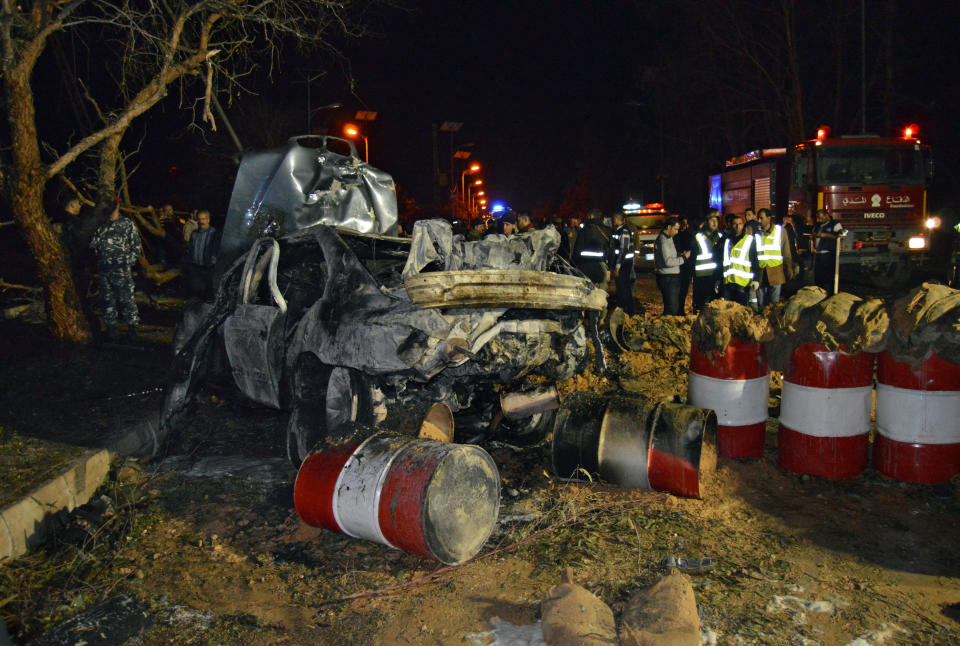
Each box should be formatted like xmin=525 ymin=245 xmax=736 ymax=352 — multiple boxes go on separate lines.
xmin=709 ymin=126 xmax=935 ymax=282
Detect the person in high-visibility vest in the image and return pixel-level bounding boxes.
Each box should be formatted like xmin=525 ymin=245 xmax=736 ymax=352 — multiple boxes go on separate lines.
xmin=754 ymin=208 xmax=794 ymax=308
xmin=722 ymin=213 xmax=760 ymax=309
xmin=572 ymin=209 xmax=611 ymax=290
xmin=691 ymin=208 xmax=724 ymax=312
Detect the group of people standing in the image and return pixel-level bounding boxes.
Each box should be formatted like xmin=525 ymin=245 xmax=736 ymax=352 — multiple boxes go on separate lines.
xmin=654 ymin=206 xmax=844 ymax=316
xmin=55 ymin=197 xmax=221 ymax=341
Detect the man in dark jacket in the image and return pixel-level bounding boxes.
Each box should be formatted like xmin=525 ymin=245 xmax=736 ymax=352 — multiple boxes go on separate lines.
xmin=812 ymin=208 xmax=844 ymax=294
xmin=673 ymin=215 xmax=695 ymax=314
xmin=609 ymin=211 xmax=636 ymax=314
xmin=184 ymin=209 xmax=221 ymax=299
xmin=572 ymin=209 xmax=611 ymax=290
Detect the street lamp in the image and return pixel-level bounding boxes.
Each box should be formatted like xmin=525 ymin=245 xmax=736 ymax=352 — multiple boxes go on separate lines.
xmin=461 ymin=163 xmax=481 ymax=205
xmin=343 ymin=123 xmax=368 ymax=163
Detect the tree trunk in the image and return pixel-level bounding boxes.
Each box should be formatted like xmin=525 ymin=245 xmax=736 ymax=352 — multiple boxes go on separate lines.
xmin=3 ymin=64 xmax=92 ymax=343
xmin=99 ymin=132 xmax=123 ymax=200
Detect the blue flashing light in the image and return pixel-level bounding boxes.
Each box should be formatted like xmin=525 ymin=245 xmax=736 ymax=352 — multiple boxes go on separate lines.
xmin=491 ymin=202 xmax=506 ymax=213
xmin=622 ymin=201 xmax=643 ymax=213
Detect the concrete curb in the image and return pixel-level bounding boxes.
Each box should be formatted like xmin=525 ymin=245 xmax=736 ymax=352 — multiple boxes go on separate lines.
xmin=0 ymin=449 xmax=113 ymax=563
xmin=0 ymin=410 xmax=165 ymax=563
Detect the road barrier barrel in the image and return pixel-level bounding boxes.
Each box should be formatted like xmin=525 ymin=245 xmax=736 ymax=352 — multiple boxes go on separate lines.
xmin=552 ymin=393 xmax=716 ymax=498
xmin=688 ymin=339 xmax=769 ymax=458
xmin=293 ymin=433 xmax=501 ymax=564
xmin=778 ymin=343 xmax=874 ymax=478
xmin=874 ymin=351 xmax=960 ymax=483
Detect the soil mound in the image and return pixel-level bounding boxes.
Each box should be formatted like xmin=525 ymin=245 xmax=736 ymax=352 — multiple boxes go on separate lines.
xmin=690 ymin=300 xmax=772 ymax=354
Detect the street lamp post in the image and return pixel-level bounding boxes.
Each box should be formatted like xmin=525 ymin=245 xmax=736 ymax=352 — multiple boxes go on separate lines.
xmin=461 ymin=163 xmax=481 ymax=210
xmin=345 ymin=111 xmax=377 ymax=163
xmin=343 ymin=124 xmax=368 ymax=162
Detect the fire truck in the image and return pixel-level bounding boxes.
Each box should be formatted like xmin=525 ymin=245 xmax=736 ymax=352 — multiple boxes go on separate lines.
xmin=708 ymin=125 xmax=935 ymax=283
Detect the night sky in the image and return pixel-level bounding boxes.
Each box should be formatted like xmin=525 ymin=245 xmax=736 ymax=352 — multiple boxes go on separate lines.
xmin=338 ymin=0 xmax=647 ymax=212
xmin=105 ymin=1 xmax=960 ymax=219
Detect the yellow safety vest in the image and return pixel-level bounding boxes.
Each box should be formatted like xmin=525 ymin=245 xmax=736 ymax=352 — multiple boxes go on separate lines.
xmin=694 ymin=231 xmax=721 ymax=277
xmin=755 ymin=225 xmax=783 ymax=269
xmin=723 ymin=235 xmax=755 ymax=286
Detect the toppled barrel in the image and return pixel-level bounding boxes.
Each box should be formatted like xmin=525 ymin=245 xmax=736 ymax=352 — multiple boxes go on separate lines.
xmin=552 ymin=393 xmax=716 ymax=498
xmin=293 ymin=433 xmax=500 ymax=564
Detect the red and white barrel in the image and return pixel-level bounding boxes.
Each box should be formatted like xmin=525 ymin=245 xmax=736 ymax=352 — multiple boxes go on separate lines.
xmin=688 ymin=339 xmax=769 ymax=458
xmin=874 ymin=351 xmax=960 ymax=483
xmin=293 ymin=433 xmax=501 ymax=564
xmin=778 ymin=343 xmax=874 ymax=478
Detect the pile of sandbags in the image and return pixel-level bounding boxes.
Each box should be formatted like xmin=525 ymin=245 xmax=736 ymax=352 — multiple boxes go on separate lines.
xmin=764 ymin=287 xmax=889 ymax=372
xmin=887 ymin=282 xmax=960 ymax=366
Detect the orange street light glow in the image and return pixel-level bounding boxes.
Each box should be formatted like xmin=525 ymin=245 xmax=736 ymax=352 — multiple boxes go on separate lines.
xmin=344 ymin=124 xmax=359 ymax=137
xmin=474 ymin=179 xmax=483 ymax=185
xmin=470 ymin=163 xmax=481 ymax=172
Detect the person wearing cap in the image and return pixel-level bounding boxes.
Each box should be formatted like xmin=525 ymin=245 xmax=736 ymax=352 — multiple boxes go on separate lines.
xmin=691 ymin=208 xmax=724 ymax=312
xmin=572 ymin=208 xmax=611 ymax=290
xmin=654 ymin=216 xmax=690 ymax=315
xmin=501 ymin=211 xmax=517 ymax=236
xmin=609 ymin=210 xmax=637 ymax=314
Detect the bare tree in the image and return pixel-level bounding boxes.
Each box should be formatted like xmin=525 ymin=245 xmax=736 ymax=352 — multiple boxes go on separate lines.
xmin=1 ymin=0 xmax=372 ymax=342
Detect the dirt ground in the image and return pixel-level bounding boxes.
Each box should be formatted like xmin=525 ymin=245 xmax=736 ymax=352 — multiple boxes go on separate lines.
xmin=1 ymin=275 xmax=959 ymax=645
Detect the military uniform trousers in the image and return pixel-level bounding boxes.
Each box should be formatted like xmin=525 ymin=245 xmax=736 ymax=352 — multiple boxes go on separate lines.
xmin=96 ymin=265 xmax=139 ymax=326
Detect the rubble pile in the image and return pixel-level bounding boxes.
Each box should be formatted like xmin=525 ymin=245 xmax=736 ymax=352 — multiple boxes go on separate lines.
xmin=888 ymin=282 xmax=960 ymax=366
xmin=607 ymin=310 xmax=695 ymax=400
xmin=765 ymin=287 xmax=890 ymax=371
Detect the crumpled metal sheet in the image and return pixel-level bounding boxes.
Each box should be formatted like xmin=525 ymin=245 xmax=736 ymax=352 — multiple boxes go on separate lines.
xmin=402 ymin=219 xmax=561 ymax=279
xmin=218 ymin=135 xmax=398 ymax=272
xmin=160 ymin=223 xmax=591 ymax=456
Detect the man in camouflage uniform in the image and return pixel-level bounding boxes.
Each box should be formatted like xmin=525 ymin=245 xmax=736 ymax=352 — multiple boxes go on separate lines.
xmin=89 ymin=201 xmax=142 ymax=340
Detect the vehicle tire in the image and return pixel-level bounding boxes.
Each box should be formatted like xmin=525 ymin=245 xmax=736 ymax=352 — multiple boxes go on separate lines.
xmin=285 ymin=359 xmax=372 ymax=468
xmin=324 ymin=366 xmax=372 ymax=440
xmin=285 ymin=353 xmax=332 ymax=468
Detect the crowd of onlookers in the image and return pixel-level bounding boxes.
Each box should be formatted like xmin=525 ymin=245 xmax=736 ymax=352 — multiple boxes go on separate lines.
xmin=50 ymin=196 xmax=221 ymax=340
xmin=428 ymin=204 xmax=846 ymax=318
xmin=51 ymin=193 xmax=852 ymax=339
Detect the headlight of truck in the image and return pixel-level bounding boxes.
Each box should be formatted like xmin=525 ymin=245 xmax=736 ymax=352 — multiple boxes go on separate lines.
xmin=908 ymin=236 xmax=926 ymax=250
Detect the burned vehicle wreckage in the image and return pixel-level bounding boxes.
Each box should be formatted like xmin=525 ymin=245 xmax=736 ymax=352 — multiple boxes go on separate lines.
xmin=160 ymin=136 xmax=607 ymax=465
